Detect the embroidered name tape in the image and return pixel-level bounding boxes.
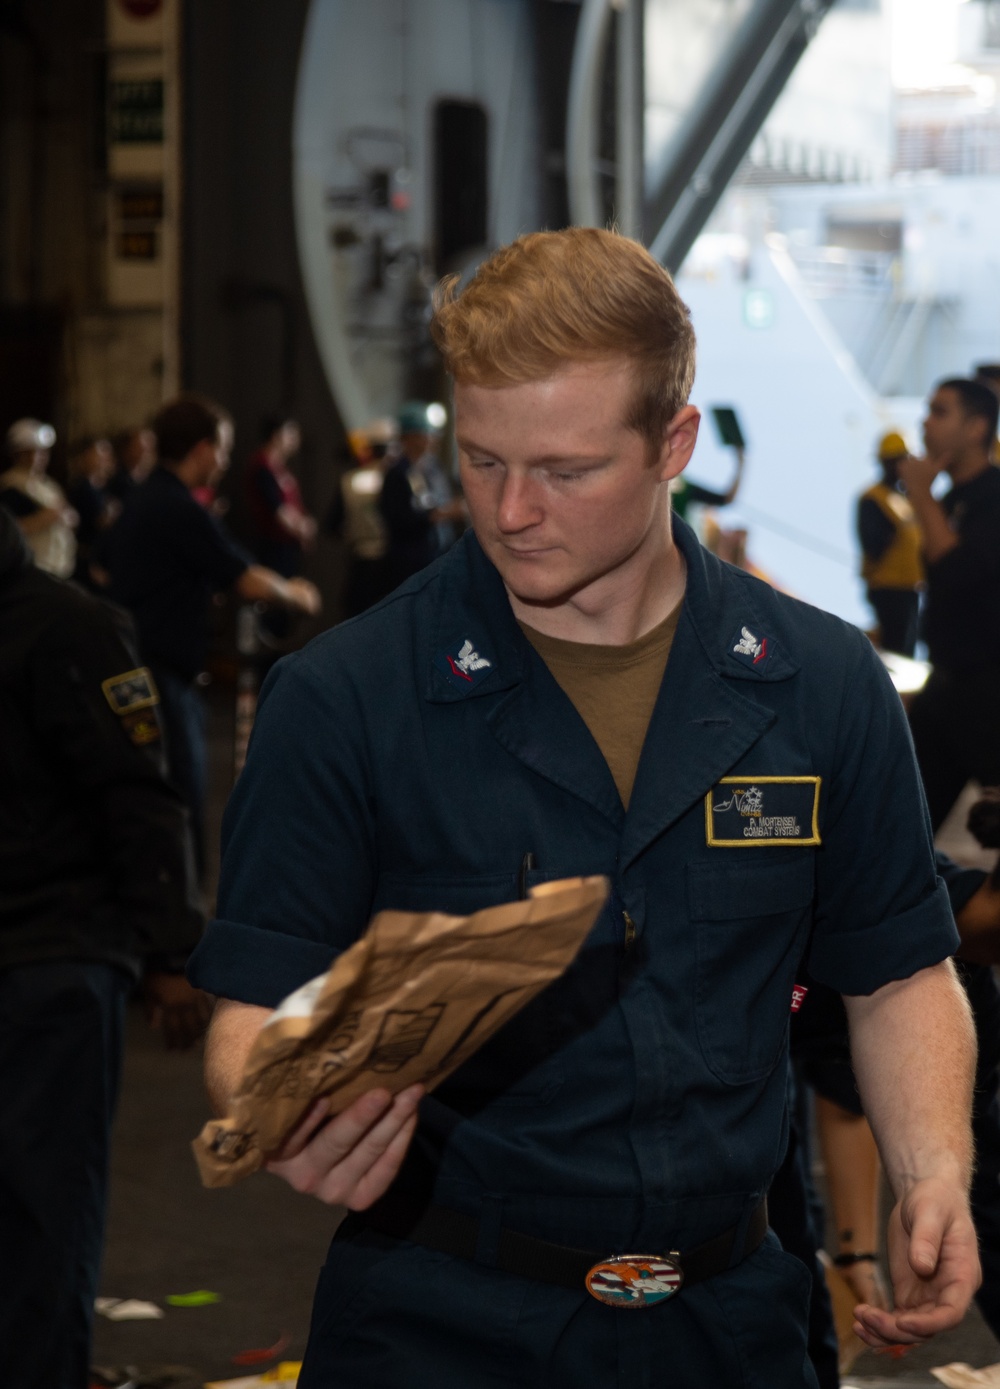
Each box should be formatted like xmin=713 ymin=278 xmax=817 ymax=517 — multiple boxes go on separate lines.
xmin=434 ymin=637 xmax=494 ymax=690
xmin=101 ymin=667 xmax=159 ymax=715
xmin=706 ymin=776 xmax=821 ymax=847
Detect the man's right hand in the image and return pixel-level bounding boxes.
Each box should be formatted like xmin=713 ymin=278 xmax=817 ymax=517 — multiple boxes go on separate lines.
xmin=264 ymin=1083 xmax=422 ymax=1209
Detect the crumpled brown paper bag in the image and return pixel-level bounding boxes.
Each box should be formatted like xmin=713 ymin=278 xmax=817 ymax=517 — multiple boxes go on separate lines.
xmin=194 ymin=876 xmax=608 ymax=1187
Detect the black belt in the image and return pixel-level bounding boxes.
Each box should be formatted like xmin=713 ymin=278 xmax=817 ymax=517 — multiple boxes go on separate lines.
xmin=342 ymin=1195 xmax=769 ymax=1308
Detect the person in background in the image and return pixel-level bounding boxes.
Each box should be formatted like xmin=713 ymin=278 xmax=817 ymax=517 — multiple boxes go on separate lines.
xmin=107 ymin=395 xmax=321 ymax=876
xmin=0 ymin=418 xmax=77 ymax=578
xmin=67 ymin=436 xmax=120 ymax=589
xmin=669 ymin=443 xmax=744 ymax=523
xmin=0 ymin=505 xmax=207 ymax=1389
xmin=787 ymin=838 xmax=1000 ymax=1373
xmin=107 ymin=426 xmax=157 ymax=505
xmin=245 ymin=415 xmax=317 ymax=578
xmin=856 ymin=430 xmax=924 ymax=657
xmin=325 ymin=419 xmax=396 ymax=617
xmin=379 ymin=400 xmax=465 ymax=589
xmin=903 ymin=378 xmax=1000 ymax=830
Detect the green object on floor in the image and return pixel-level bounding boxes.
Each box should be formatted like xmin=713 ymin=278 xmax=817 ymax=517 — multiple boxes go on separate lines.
xmin=165 ymin=1290 xmax=221 ymax=1307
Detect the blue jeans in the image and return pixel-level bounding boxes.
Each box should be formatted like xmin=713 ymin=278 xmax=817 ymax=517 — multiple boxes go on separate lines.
xmin=150 ymin=663 xmax=207 ymax=877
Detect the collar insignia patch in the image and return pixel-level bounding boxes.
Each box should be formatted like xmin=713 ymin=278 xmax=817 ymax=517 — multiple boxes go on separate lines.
xmin=729 ymin=624 xmax=772 ymax=671
xmin=435 ymin=637 xmax=494 ymax=690
xmin=706 ymin=776 xmax=822 ymax=846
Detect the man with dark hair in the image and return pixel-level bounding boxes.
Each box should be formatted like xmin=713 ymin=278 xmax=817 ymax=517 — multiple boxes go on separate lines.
xmin=901 ymin=377 xmax=1000 ymax=828
xmin=107 ymin=395 xmax=321 ymax=872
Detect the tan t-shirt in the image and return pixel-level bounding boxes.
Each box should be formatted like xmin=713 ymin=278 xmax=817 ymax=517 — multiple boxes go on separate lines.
xmin=519 ymin=603 xmax=682 ymax=809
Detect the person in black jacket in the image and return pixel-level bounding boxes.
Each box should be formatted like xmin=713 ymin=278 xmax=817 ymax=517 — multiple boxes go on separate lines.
xmin=902 ymin=378 xmax=1000 ymax=828
xmin=378 ymin=401 xmax=464 ymax=589
xmin=0 ymin=505 xmax=207 ymax=1389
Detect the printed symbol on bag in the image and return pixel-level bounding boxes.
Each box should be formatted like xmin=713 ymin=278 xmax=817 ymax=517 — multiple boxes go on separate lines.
xmin=367 ymin=1004 xmax=446 ymax=1073
xmin=319 ymin=1010 xmax=362 ymax=1072
xmin=209 ymin=1127 xmax=253 ymax=1161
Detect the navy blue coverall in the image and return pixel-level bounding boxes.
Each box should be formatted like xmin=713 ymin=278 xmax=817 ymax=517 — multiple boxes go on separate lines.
xmin=190 ymin=519 xmax=958 ymax=1389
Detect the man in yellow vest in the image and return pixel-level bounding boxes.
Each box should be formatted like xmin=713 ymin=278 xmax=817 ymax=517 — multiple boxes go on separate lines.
xmin=857 ymin=431 xmax=924 ymax=656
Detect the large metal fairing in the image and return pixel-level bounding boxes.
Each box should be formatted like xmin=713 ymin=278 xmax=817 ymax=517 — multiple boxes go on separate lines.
xmin=293 ymin=0 xmax=832 ymax=427
xmin=293 ymin=0 xmax=540 ymax=431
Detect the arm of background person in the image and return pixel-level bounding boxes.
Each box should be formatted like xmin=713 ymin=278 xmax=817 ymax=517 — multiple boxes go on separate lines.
xmin=205 ymin=997 xmax=422 ymax=1207
xmin=844 ymin=961 xmax=979 ymax=1348
xmin=234 ymin=564 xmax=320 ymax=613
xmin=896 ymin=455 xmax=958 ymax=562
xmin=0 ymin=488 xmax=66 ymax=535
xmin=857 ymin=496 xmax=896 ymax=564
xmin=276 ymin=502 xmax=317 ymax=543
xmin=174 ymin=491 xmax=321 ymax=615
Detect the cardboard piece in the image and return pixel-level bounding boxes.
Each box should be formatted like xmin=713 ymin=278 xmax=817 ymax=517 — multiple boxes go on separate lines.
xmin=194 ymin=877 xmax=608 ymax=1187
xmin=931 ymin=1366 xmax=1000 ymax=1388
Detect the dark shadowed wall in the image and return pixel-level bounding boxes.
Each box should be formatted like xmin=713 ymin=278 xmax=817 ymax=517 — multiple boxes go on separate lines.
xmin=182 ymin=0 xmax=345 ymax=556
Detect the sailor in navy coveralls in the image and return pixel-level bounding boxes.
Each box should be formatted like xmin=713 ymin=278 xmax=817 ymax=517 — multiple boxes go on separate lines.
xmin=191 ymin=229 xmax=978 ymax=1388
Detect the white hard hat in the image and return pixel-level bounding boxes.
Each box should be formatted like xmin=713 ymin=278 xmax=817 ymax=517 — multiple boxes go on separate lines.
xmin=7 ymin=418 xmax=56 ymax=454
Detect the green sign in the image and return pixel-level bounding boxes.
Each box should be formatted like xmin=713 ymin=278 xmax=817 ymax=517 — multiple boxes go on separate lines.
xmin=109 ymin=80 xmax=164 ymax=144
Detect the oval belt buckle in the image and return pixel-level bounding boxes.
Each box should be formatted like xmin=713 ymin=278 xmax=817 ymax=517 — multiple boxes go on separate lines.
xmin=585 ymin=1252 xmax=683 ymax=1308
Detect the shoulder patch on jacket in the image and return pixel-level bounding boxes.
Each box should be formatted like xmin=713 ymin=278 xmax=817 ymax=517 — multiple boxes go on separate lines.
xmin=102 ymin=667 xmax=160 ymax=715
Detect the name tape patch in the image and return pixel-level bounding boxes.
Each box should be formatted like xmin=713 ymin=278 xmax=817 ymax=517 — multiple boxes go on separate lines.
xmin=706 ymin=776 xmax=821 ymax=847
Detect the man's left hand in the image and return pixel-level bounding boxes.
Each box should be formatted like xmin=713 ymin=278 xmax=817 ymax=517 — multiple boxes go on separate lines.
xmin=853 ymin=1178 xmax=981 ymax=1348
xmin=144 ymin=971 xmax=213 ymax=1050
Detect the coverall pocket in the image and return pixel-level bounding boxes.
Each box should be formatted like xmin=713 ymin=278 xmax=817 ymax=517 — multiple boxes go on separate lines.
xmin=374 ymin=872 xmax=565 ymax=1104
xmin=687 ymin=857 xmax=815 ymax=1085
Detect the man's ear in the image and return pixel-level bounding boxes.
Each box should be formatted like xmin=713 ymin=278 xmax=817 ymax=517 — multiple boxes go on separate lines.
xmin=656 ymin=405 xmax=701 ymax=483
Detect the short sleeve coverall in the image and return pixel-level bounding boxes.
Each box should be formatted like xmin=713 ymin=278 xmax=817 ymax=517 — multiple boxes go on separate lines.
xmin=189 ymin=518 xmax=958 ymax=1389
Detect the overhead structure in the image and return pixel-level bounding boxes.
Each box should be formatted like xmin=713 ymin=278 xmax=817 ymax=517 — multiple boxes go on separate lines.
xmin=566 ymin=0 xmax=836 ymax=272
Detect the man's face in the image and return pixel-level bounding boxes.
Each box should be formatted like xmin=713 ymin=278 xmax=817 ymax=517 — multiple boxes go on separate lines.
xmin=922 ymin=387 xmax=983 ymax=466
xmin=281 ymin=422 xmax=301 ymax=457
xmin=455 ymin=359 xmax=697 ymax=610
xmin=88 ymin=439 xmax=114 ymax=486
xmin=127 ymin=428 xmax=156 ymax=481
xmin=195 ymin=422 xmax=232 ymax=487
xmin=401 ymin=430 xmax=431 ymax=464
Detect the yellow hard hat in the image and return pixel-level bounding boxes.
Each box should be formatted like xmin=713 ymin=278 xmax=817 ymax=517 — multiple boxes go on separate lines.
xmin=877 ymin=430 xmax=908 ymax=461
